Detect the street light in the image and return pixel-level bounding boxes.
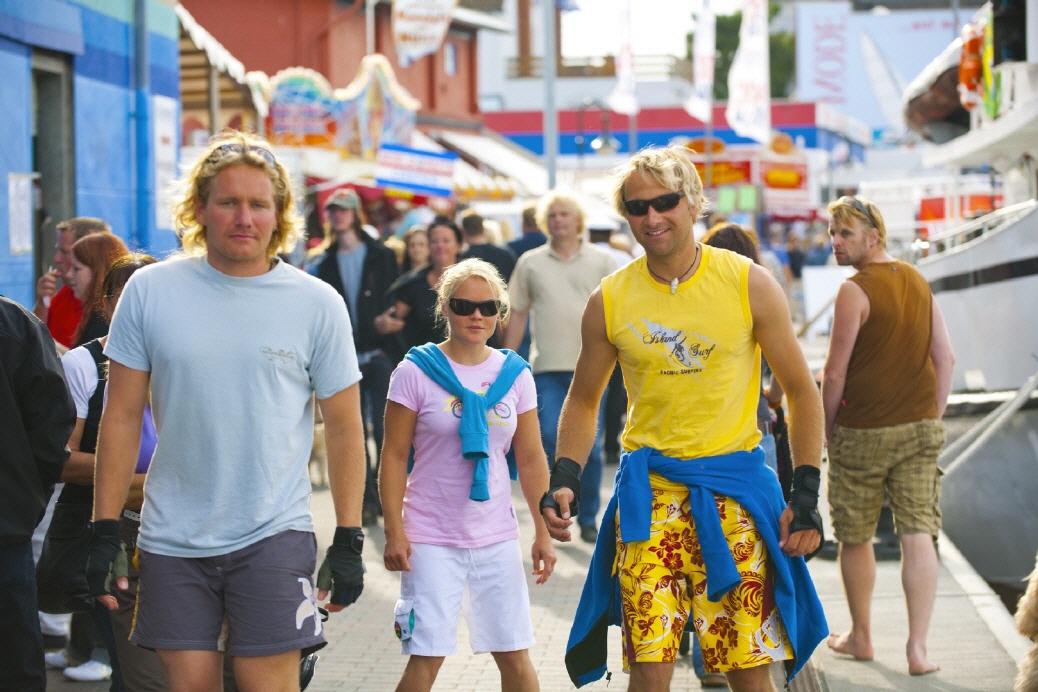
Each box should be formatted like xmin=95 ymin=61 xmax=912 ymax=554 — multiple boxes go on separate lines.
xmin=575 ymin=97 xmax=620 ymax=166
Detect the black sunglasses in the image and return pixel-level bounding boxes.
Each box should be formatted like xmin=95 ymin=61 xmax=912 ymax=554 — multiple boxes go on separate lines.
xmin=448 ymin=298 xmax=500 ymax=317
xmin=838 ymin=196 xmax=877 ymax=228
xmin=622 ymin=191 xmax=684 ymax=217
xmin=208 ymin=143 xmax=278 ymax=167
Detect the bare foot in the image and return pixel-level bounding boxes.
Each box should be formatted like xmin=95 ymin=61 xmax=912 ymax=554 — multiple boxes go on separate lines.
xmin=907 ymin=643 xmax=940 ymax=675
xmin=827 ymin=631 xmax=874 ymax=661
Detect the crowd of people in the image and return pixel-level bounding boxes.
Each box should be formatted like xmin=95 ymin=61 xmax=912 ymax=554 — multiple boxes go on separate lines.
xmin=2 ymin=129 xmax=955 ymax=692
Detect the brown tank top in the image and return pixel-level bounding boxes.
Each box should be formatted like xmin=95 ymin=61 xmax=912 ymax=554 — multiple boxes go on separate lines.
xmin=835 ymin=261 xmax=938 ymax=427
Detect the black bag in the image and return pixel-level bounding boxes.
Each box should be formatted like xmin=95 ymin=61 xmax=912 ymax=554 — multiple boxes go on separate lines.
xmin=36 ymin=501 xmax=94 ymax=614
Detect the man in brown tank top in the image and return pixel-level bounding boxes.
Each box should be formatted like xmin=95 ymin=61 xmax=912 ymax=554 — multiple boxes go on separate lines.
xmin=821 ymin=196 xmax=955 ymax=676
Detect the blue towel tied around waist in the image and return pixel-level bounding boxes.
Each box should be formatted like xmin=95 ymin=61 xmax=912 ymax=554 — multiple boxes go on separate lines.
xmin=405 ymin=343 xmax=529 ymax=501
xmin=564 ymin=447 xmax=828 ymax=688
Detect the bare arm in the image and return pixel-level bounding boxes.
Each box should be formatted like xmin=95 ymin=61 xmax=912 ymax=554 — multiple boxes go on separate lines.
xmin=511 ymin=409 xmax=555 ymax=583
xmin=929 ymin=298 xmax=955 ymax=418
xmin=319 ymin=383 xmax=366 ymax=529
xmin=749 ymin=265 xmax=823 ymax=557
xmin=379 ymin=400 xmax=417 ymax=572
xmin=545 ymin=288 xmax=617 ymax=540
xmin=93 ymin=361 xmax=150 ymax=521
xmin=821 ymin=281 xmax=869 ymax=440
xmin=62 ymin=419 xmax=96 ymax=484
xmin=501 ymin=308 xmax=529 ymax=352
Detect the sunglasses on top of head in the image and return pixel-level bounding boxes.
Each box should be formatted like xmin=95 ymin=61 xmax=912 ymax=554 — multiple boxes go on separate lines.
xmin=207 ymin=143 xmax=278 ymax=167
xmin=622 ymin=191 xmax=684 ymax=217
xmin=448 ymin=298 xmax=500 ymax=317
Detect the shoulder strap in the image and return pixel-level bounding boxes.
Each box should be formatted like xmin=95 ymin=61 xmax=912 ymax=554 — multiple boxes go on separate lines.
xmin=79 ymin=338 xmax=108 ymax=454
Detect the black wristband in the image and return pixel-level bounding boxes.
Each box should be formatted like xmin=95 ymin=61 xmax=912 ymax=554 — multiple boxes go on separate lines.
xmin=789 ymin=466 xmax=820 ymax=510
xmin=540 ymin=457 xmax=583 ymax=518
xmin=333 ymin=526 xmax=364 ymax=555
xmin=92 ymin=519 xmax=120 ymax=539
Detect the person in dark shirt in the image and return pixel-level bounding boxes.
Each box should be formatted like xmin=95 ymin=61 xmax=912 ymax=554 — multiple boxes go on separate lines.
xmin=0 ymin=295 xmax=75 ymax=691
xmin=458 ymin=209 xmax=517 ymax=282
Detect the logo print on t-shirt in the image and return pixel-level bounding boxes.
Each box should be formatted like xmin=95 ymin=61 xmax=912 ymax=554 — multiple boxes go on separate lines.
xmin=630 ymin=318 xmax=716 ymax=373
xmin=444 ymin=393 xmax=513 ymax=420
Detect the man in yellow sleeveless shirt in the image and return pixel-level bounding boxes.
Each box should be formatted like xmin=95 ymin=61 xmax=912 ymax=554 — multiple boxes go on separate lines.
xmin=540 ymin=146 xmax=828 ymax=692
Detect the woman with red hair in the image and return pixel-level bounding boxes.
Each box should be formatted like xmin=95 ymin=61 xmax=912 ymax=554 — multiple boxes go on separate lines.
xmin=66 ymin=232 xmax=129 ymax=347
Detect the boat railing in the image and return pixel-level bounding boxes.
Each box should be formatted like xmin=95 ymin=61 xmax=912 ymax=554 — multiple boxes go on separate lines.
xmin=906 ymin=199 xmax=1037 ymax=264
xmin=940 ymin=366 xmax=1038 ymax=476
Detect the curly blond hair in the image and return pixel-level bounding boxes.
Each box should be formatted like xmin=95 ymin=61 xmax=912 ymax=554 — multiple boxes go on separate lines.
xmin=172 ymin=129 xmax=302 ymax=259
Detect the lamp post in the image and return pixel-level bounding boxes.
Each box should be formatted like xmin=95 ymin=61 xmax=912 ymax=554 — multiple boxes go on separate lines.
xmin=576 ymin=97 xmax=620 ymax=168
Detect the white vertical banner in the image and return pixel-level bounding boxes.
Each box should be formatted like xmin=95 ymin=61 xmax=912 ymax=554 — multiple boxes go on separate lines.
xmin=684 ymin=0 xmax=715 ymax=122
xmin=392 ymin=0 xmax=458 ymax=68
xmin=726 ymin=0 xmax=771 ymax=143
xmin=606 ymin=0 xmax=638 ymax=116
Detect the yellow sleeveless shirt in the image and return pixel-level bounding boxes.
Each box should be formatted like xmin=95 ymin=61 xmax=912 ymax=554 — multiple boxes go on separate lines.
xmin=601 ymin=244 xmax=761 ymax=460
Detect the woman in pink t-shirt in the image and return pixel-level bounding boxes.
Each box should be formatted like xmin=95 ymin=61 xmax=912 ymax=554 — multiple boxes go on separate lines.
xmin=380 ymin=258 xmax=555 ymax=692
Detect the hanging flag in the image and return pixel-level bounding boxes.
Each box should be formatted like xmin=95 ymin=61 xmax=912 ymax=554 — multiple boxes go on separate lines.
xmin=606 ymin=0 xmax=638 ymax=116
xmin=392 ymin=0 xmax=458 ymax=68
xmin=725 ymin=0 xmax=771 ymax=143
xmin=685 ymin=0 xmax=716 ymax=123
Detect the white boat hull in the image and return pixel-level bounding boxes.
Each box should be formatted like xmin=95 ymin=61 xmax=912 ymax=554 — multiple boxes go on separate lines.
xmin=917 ymin=202 xmax=1038 ymax=392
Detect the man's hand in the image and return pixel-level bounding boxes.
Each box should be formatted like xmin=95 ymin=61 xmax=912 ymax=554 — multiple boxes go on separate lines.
xmin=86 ymin=519 xmax=128 ymax=611
xmin=779 ymin=466 xmax=824 ymax=557
xmin=317 ymin=527 xmax=365 ymax=612
xmin=539 ymin=457 xmax=582 ymax=542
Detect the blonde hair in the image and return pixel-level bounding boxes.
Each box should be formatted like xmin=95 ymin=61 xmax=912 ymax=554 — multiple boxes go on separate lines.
xmin=535 ymin=191 xmax=586 ymax=237
xmin=434 ymin=258 xmax=510 ymax=334
xmin=609 ymin=145 xmax=709 ymax=219
xmin=827 ymin=195 xmax=887 ymax=249
xmin=172 ymin=129 xmax=303 ymax=259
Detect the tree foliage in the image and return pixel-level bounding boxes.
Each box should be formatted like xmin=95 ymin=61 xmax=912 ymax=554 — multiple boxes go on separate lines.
xmin=690 ymin=2 xmax=795 ymax=100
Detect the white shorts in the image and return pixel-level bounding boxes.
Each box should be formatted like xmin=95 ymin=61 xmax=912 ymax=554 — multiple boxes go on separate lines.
xmin=393 ymin=539 xmax=535 ymax=656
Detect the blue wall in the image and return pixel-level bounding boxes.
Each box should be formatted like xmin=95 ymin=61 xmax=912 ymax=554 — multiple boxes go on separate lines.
xmin=0 ymin=0 xmax=180 ymax=308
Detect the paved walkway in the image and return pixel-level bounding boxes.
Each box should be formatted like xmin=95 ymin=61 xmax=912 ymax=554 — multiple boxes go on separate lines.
xmin=46 ymin=471 xmax=1028 ymax=691
xmin=46 ymin=338 xmax=1030 ymax=690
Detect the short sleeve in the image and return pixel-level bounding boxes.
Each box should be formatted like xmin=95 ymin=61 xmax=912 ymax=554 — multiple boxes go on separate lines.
xmin=61 ymin=346 xmax=99 ymax=418
xmin=104 ymin=274 xmax=151 ymax=372
xmin=514 ymin=367 xmax=537 ymax=415
xmin=309 ymin=289 xmax=362 ymax=400
xmin=386 ymin=360 xmax=423 ymax=412
xmin=508 ymin=256 xmax=532 ymax=313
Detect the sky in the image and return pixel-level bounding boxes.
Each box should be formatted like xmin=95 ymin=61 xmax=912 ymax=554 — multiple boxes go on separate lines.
xmin=560 ymin=0 xmax=743 ymax=58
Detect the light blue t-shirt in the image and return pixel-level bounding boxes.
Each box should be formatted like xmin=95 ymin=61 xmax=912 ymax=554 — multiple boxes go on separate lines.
xmin=105 ymin=255 xmax=361 ymax=557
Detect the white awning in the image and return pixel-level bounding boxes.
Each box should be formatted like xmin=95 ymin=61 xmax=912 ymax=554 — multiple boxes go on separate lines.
xmin=432 ymin=130 xmax=550 ymax=198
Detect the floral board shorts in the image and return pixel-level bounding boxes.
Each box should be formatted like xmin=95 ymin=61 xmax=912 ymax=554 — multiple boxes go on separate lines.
xmin=614 ymin=479 xmax=793 ymax=673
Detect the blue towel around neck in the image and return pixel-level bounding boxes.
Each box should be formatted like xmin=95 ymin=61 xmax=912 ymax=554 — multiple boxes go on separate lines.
xmin=404 ymin=343 xmax=530 ymax=501
xmin=564 ymin=447 xmax=828 ymax=688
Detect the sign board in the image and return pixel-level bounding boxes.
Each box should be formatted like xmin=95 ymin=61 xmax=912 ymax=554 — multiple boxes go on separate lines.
xmin=375 ymin=144 xmax=457 ymax=197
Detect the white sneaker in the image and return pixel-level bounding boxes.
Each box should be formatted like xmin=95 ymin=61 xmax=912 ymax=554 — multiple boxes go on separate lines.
xmin=44 ymin=650 xmax=71 ymax=669
xmin=62 ymin=660 xmax=112 ymax=682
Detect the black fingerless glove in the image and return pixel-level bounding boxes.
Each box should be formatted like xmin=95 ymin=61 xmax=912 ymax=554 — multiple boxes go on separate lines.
xmin=789 ymin=465 xmax=824 ymax=537
xmin=86 ymin=519 xmax=127 ymax=598
xmin=539 ymin=457 xmax=582 ymax=518
xmin=317 ymin=527 xmax=365 ymax=607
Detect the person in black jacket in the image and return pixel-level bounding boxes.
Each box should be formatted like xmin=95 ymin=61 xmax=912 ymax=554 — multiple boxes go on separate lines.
xmin=308 ymin=189 xmax=400 ymax=526
xmin=0 ymin=295 xmax=75 ymax=691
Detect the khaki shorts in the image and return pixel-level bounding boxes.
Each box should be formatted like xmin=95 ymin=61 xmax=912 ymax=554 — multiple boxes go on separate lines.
xmin=614 ymin=481 xmax=793 ymax=673
xmin=827 ymin=419 xmax=946 ymax=544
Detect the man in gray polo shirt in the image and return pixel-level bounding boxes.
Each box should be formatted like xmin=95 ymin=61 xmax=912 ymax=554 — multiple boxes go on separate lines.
xmin=503 ymin=191 xmax=617 ymax=543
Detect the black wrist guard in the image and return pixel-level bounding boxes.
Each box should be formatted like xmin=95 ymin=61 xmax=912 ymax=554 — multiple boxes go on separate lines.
xmin=539 ymin=457 xmax=582 ymax=518
xmin=788 ymin=466 xmax=823 ymax=535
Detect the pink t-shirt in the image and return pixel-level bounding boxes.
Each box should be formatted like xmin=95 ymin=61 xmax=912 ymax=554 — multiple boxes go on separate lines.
xmin=387 ymin=349 xmax=537 ymax=548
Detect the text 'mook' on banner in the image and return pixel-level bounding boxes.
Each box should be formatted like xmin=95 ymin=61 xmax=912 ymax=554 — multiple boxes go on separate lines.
xmin=375 ymin=143 xmax=458 ymax=198
xmin=392 ymin=0 xmax=458 ymax=68
xmin=725 ymin=0 xmax=771 ymax=144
